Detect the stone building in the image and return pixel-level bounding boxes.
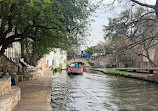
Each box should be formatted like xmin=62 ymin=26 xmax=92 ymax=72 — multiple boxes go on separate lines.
xmin=46 ymin=48 xmax=67 ymax=69
xmin=4 ymin=42 xmax=21 ymax=63
xmin=0 ymin=28 xmax=21 ymax=63
xmin=0 ymin=42 xmax=21 ymax=73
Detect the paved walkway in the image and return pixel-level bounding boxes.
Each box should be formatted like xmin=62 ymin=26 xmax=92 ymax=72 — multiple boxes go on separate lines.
xmin=12 ymin=69 xmax=52 ymax=111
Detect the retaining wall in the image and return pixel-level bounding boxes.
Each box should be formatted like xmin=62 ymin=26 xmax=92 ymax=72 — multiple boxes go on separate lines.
xmin=0 ymin=76 xmax=11 ymax=97
xmin=0 ymin=55 xmax=18 ymax=73
xmin=0 ymin=86 xmax=20 ymax=111
xmin=92 ymin=68 xmax=158 ymax=83
xmin=0 ymin=76 xmax=21 ymax=111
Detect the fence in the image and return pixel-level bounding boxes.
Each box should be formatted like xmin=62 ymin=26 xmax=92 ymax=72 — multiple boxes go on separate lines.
xmin=4 ymin=51 xmax=21 ymax=63
xmin=118 ymin=62 xmax=158 ymax=68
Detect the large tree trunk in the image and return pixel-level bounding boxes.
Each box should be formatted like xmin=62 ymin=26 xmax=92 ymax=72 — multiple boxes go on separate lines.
xmin=144 ymin=49 xmax=157 ymax=67
xmin=21 ymin=42 xmax=25 ymax=58
xmin=29 ymin=53 xmax=41 ymax=66
xmin=23 ymin=52 xmax=41 ymax=67
xmin=0 ymin=38 xmax=14 ymax=57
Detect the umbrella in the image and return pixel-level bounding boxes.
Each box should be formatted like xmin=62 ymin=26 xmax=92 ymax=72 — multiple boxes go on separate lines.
xmin=83 ymin=53 xmax=91 ymax=56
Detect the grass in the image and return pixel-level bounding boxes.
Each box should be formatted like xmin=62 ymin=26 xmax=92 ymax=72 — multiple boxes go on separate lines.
xmin=107 ymin=70 xmax=134 ymax=76
xmin=28 ymin=69 xmax=36 ymax=73
xmin=51 ymin=67 xmax=62 ymax=72
xmin=92 ymin=65 xmax=113 ymax=68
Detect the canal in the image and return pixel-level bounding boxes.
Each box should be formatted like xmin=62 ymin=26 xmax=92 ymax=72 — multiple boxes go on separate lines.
xmin=51 ymin=71 xmax=158 ymax=111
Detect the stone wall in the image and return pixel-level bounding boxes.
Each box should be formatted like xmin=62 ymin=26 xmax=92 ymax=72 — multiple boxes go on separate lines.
xmin=0 ymin=76 xmax=11 ymax=97
xmin=61 ymin=63 xmax=67 ymax=70
xmin=0 ymin=55 xmax=18 ymax=73
xmin=0 ymin=75 xmax=21 ymax=111
xmin=0 ymin=86 xmax=20 ymax=111
xmin=37 ymin=57 xmax=49 ymax=76
xmin=21 ymin=71 xmax=41 ymax=81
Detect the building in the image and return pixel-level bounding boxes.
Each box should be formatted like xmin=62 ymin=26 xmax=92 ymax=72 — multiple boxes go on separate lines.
xmin=1 ymin=28 xmax=21 ymax=63
xmin=4 ymin=42 xmax=21 ymax=63
xmin=46 ymin=48 xmax=67 ymax=69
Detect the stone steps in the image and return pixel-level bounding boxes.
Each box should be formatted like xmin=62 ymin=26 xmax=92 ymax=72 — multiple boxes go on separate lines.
xmin=0 ymin=86 xmax=20 ymax=111
xmin=0 ymin=76 xmax=21 ymax=111
xmin=0 ymin=76 xmax=11 ymax=97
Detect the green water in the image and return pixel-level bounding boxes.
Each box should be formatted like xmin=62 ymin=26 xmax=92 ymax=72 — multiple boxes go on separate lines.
xmin=51 ymin=71 xmax=158 ymax=111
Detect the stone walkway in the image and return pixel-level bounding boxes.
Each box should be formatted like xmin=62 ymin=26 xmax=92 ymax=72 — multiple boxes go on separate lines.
xmin=12 ymin=69 xmax=52 ymax=111
xmin=92 ymin=68 xmax=158 ymax=83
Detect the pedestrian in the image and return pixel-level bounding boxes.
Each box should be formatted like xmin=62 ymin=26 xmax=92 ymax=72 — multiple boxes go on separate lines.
xmin=0 ymin=69 xmax=3 ymax=78
xmin=11 ymin=77 xmax=16 ymax=85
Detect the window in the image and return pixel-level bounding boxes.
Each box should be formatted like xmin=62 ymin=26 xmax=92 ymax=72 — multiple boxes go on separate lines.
xmin=52 ymin=59 xmax=55 ymax=65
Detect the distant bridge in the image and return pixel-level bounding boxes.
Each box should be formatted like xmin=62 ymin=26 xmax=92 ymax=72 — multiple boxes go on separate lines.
xmin=67 ymin=58 xmax=90 ymax=67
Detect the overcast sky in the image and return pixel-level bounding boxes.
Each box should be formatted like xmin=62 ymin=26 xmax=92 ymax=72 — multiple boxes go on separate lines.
xmin=81 ymin=0 xmax=156 ymax=50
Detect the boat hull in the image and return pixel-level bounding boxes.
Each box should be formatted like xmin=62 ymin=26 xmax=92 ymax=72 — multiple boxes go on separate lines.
xmin=67 ymin=72 xmax=83 ymax=75
xmin=67 ymin=67 xmax=83 ymax=75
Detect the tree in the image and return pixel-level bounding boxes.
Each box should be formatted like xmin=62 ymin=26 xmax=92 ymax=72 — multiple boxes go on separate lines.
xmin=0 ymin=0 xmax=61 ymax=56
xmin=102 ymin=0 xmax=157 ymax=19
xmin=85 ymin=47 xmax=94 ymax=55
xmin=104 ymin=7 xmax=158 ymax=67
xmin=0 ymin=0 xmax=94 ymax=65
xmin=97 ymin=41 xmax=114 ymax=53
xmin=130 ymin=0 xmax=158 ymax=18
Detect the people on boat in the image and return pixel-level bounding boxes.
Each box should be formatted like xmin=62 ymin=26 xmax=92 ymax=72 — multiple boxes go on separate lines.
xmin=68 ymin=63 xmax=83 ymax=68
xmin=75 ymin=63 xmax=78 ymax=67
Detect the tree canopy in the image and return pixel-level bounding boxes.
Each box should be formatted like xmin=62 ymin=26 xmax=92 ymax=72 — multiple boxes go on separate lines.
xmin=0 ymin=0 xmax=94 ymax=58
xmin=103 ymin=7 xmax=158 ymax=67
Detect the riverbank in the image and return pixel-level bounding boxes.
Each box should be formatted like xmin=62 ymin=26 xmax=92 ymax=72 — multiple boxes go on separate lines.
xmin=12 ymin=69 xmax=52 ymax=111
xmin=92 ymin=68 xmax=158 ymax=83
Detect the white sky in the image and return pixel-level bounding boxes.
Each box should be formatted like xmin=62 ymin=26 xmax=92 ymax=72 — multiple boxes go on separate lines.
xmin=81 ymin=0 xmax=156 ymax=50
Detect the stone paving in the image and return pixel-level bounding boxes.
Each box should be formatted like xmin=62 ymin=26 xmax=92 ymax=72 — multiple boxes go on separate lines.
xmin=12 ymin=69 xmax=52 ymax=111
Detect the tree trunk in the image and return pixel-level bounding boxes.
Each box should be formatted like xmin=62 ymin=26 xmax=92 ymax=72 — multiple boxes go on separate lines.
xmin=145 ymin=49 xmax=157 ymax=67
xmin=30 ymin=53 xmax=41 ymax=66
xmin=0 ymin=49 xmax=6 ymax=57
xmin=21 ymin=42 xmax=24 ymax=58
xmin=0 ymin=40 xmax=13 ymax=57
xmin=23 ymin=52 xmax=41 ymax=66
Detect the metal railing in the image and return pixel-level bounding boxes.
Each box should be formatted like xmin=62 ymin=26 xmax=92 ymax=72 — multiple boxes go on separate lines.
xmin=4 ymin=51 xmax=21 ymax=64
xmin=67 ymin=54 xmax=102 ymax=62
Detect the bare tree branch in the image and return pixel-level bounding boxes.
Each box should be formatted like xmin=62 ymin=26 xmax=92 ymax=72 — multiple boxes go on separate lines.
xmin=118 ymin=35 xmax=158 ymax=51
xmin=130 ymin=0 xmax=154 ymax=9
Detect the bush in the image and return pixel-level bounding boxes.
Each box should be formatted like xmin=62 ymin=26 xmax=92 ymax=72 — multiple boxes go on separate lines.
xmin=51 ymin=66 xmax=62 ymax=72
xmin=56 ymin=67 xmax=62 ymax=71
xmin=51 ymin=67 xmax=55 ymax=71
xmin=107 ymin=70 xmax=134 ymax=76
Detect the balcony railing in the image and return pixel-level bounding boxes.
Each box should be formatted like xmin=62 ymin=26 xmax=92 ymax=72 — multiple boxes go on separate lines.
xmin=4 ymin=51 xmax=21 ymax=63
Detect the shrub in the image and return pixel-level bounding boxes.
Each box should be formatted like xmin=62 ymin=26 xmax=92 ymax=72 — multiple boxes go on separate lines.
xmin=107 ymin=70 xmax=134 ymax=76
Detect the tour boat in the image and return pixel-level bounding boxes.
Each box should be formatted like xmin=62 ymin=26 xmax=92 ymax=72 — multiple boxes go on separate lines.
xmin=67 ymin=67 xmax=83 ymax=74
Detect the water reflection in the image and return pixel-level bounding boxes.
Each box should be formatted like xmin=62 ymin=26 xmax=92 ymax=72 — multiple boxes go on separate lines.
xmin=51 ymin=71 xmax=158 ymax=111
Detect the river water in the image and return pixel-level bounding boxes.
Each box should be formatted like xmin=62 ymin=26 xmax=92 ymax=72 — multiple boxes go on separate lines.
xmin=51 ymin=71 xmax=158 ymax=111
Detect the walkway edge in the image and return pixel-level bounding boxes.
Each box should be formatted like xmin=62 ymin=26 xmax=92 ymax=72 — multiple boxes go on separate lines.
xmin=91 ymin=68 xmax=158 ymax=84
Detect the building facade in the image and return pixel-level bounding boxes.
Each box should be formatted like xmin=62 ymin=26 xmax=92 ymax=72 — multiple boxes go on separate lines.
xmin=46 ymin=48 xmax=67 ymax=69
xmin=1 ymin=29 xmax=21 ymax=63
xmin=3 ymin=42 xmax=21 ymax=63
